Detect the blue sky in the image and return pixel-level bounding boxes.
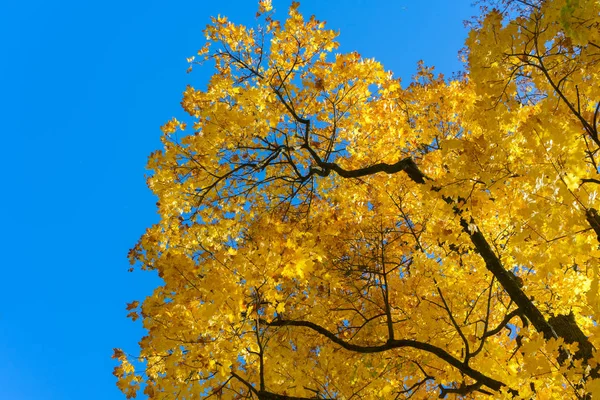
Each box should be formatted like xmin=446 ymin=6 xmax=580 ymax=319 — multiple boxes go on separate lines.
xmin=0 ymin=1 xmax=474 ymax=399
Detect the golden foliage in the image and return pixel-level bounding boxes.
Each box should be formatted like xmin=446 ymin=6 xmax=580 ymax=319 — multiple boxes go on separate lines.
xmin=117 ymin=1 xmax=600 ymax=398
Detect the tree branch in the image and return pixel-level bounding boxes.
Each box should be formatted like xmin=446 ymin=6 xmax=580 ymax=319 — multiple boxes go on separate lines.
xmin=265 ymin=318 xmax=511 ymax=394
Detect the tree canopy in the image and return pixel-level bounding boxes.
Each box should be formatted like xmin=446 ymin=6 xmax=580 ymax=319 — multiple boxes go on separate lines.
xmin=114 ymin=0 xmax=600 ymax=398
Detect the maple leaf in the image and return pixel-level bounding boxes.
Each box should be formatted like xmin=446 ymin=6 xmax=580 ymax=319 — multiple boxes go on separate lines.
xmin=112 ymin=348 xmax=125 ymax=360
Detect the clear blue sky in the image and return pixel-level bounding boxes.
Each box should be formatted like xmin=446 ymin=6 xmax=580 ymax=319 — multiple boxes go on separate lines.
xmin=0 ymin=1 xmax=474 ymax=399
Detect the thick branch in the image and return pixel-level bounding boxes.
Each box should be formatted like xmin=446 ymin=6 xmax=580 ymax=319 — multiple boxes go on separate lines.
xmin=266 ymin=318 xmax=509 ymax=393
xmin=313 ymin=157 xmax=427 ymax=183
xmin=457 ymin=217 xmax=557 ymax=340
xmin=586 ymin=208 xmax=600 ymax=243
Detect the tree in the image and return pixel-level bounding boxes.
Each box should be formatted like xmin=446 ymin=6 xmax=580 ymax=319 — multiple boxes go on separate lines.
xmin=114 ymin=0 xmax=600 ymax=398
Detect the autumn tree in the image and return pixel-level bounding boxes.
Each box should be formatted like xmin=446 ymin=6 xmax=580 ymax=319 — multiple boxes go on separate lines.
xmin=114 ymin=0 xmax=600 ymax=398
